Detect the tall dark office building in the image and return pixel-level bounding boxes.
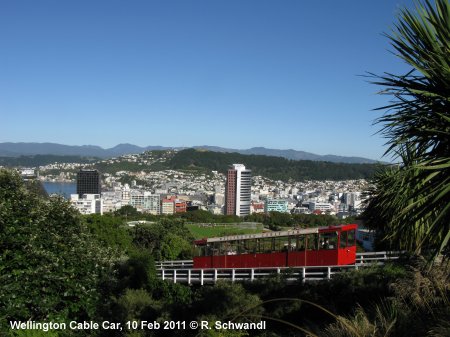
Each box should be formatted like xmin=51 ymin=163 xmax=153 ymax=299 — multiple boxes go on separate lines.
xmin=76 ymin=169 xmax=101 ymax=196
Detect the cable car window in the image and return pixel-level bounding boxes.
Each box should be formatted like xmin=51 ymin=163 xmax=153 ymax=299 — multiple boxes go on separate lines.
xmin=319 ymin=232 xmax=338 ymax=249
xmin=340 ymin=231 xmax=347 ymax=248
xmin=207 ymin=245 xmax=213 ymax=256
xmin=306 ymin=234 xmax=318 ymax=250
xmin=227 ymin=241 xmax=238 ymax=255
xmin=193 ymin=245 xmax=203 ymax=256
xmin=219 ymin=242 xmax=226 ymax=255
xmin=261 ymin=237 xmax=272 ymax=253
xmin=296 ymin=235 xmax=306 ymax=251
xmin=274 ymin=237 xmax=285 ymax=252
xmin=235 ymin=241 xmax=241 ymax=254
xmin=238 ymin=240 xmax=248 ymax=254
xmin=201 ymin=245 xmax=207 ymax=256
xmin=212 ymin=242 xmax=220 ymax=256
xmin=273 ymin=237 xmax=280 ymax=251
xmin=245 ymin=239 xmax=257 ymax=254
xmin=347 ymin=230 xmax=356 ymax=247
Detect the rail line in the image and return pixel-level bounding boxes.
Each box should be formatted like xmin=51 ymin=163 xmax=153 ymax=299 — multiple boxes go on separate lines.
xmin=156 ymin=251 xmax=402 ymax=285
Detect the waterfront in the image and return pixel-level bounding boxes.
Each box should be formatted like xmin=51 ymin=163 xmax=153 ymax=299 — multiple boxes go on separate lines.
xmin=42 ymin=181 xmax=76 ymax=199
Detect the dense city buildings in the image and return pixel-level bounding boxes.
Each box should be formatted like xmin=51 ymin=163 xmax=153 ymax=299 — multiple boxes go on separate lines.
xmin=35 ymin=152 xmax=370 ymax=217
xmin=160 ymin=196 xmax=187 ymax=214
xmin=76 ymin=169 xmax=101 ymax=196
xmin=264 ymin=199 xmax=289 ymax=213
xmin=225 ymin=164 xmax=252 ymax=216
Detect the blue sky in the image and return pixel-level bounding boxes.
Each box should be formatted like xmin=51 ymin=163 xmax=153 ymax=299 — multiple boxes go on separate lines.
xmin=1 ymin=0 xmax=414 ymax=160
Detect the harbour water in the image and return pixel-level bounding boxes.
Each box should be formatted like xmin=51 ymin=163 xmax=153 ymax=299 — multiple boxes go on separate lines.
xmin=42 ymin=181 xmax=76 ymax=199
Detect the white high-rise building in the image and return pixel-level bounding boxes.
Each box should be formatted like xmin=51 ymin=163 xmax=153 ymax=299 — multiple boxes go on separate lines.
xmin=70 ymin=194 xmax=103 ymax=215
xmin=225 ymin=164 xmax=251 ymax=216
xmin=343 ymin=192 xmax=362 ymax=209
xmin=130 ymin=192 xmax=161 ymax=214
xmin=309 ymin=202 xmax=333 ymax=212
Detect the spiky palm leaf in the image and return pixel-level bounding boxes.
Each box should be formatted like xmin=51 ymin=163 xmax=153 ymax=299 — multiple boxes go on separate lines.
xmin=365 ymin=146 xmax=432 ymax=252
xmin=368 ymin=0 xmax=450 ymax=258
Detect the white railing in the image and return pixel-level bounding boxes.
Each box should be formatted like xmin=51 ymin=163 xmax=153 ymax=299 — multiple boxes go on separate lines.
xmin=156 ymin=260 xmax=194 ymax=268
xmin=157 ymin=265 xmax=369 ymax=285
xmin=356 ymin=251 xmax=401 ymax=264
xmin=155 ymin=251 xmax=402 ymax=270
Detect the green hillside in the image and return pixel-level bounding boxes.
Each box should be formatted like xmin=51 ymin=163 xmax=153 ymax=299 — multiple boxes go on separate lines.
xmin=167 ymin=148 xmax=382 ymax=181
xmin=0 ymin=149 xmax=383 ymax=181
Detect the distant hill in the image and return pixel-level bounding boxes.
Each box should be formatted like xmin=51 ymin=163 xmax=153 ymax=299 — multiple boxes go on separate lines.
xmin=0 ymin=142 xmax=381 ymax=164
xmin=193 ymin=146 xmax=380 ymax=164
xmin=0 ymin=142 xmax=170 ymax=158
xmin=0 ymin=149 xmax=383 ymax=181
xmin=0 ymin=142 xmax=108 ymax=157
xmin=0 ymin=155 xmax=100 ymax=167
xmin=166 ymin=149 xmax=381 ymax=181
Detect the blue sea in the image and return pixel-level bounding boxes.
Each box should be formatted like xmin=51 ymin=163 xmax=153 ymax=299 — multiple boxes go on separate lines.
xmin=43 ymin=182 xmax=76 ymax=199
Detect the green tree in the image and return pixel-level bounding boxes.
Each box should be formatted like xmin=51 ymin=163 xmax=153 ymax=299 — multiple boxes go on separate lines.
xmin=115 ymin=288 xmax=160 ymax=322
xmin=114 ymin=204 xmax=140 ymax=217
xmin=84 ymin=213 xmax=133 ymax=253
xmin=366 ymin=0 xmax=450 ymax=258
xmin=0 ymin=169 xmax=117 ymax=324
xmin=191 ymin=282 xmax=263 ymax=323
xmin=263 ymin=212 xmax=294 ymax=230
xmin=160 ymin=233 xmax=193 ymax=260
xmin=129 ymin=219 xmax=193 ymax=261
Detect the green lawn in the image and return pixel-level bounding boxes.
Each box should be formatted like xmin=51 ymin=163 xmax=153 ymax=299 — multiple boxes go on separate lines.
xmin=186 ymin=223 xmax=264 ymax=239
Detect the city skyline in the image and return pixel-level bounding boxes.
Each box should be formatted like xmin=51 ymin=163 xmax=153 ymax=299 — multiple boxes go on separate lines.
xmin=1 ymin=0 xmax=414 ymax=160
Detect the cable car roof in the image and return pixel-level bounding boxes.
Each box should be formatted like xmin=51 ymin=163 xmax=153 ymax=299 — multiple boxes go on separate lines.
xmin=194 ymin=224 xmax=357 ymax=245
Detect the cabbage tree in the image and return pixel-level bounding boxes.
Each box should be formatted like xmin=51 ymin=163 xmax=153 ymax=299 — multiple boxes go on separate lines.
xmin=366 ymin=0 xmax=450 ymax=258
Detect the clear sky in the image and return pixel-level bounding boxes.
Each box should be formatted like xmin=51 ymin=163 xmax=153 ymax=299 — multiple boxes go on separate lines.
xmin=1 ymin=0 xmax=415 ymax=160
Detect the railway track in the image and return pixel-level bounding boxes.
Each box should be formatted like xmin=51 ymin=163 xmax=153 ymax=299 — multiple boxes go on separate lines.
xmin=156 ymin=251 xmax=402 ymax=285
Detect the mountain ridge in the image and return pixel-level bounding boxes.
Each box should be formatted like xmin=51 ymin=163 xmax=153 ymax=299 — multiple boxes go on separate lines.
xmin=0 ymin=142 xmax=382 ymax=164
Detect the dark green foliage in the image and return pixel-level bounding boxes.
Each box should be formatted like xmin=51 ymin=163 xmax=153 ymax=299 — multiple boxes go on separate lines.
xmin=263 ymin=212 xmax=294 ymax=230
xmin=246 ymin=212 xmax=344 ymax=230
xmin=114 ymin=204 xmax=140 ymax=217
xmin=189 ymin=282 xmax=263 ymax=323
xmin=116 ymin=249 xmax=156 ymax=291
xmin=23 ymin=179 xmax=48 ymax=198
xmin=240 ymin=261 xmax=410 ymax=336
xmin=84 ymin=213 xmax=133 ymax=252
xmin=178 ymin=209 xmax=241 ymax=224
xmin=168 ymin=149 xmax=380 ymax=181
xmin=0 ymin=169 xmax=117 ymax=324
xmin=367 ymin=0 xmax=450 ymax=258
xmin=115 ymin=288 xmax=163 ymax=325
xmin=129 ymin=219 xmax=194 ymax=261
xmin=315 ymin=257 xmax=449 ymax=337
xmin=386 ymin=256 xmax=450 ymax=337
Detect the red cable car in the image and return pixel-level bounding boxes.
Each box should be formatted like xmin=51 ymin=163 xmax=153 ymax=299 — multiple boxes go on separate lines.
xmin=193 ymin=224 xmax=357 ymax=268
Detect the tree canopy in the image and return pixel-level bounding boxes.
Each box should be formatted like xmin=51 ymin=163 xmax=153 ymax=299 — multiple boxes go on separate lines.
xmin=0 ymin=169 xmax=117 ymax=323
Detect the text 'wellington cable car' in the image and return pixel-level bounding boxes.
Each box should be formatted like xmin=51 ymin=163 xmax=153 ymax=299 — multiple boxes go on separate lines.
xmin=193 ymin=224 xmax=357 ymax=268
